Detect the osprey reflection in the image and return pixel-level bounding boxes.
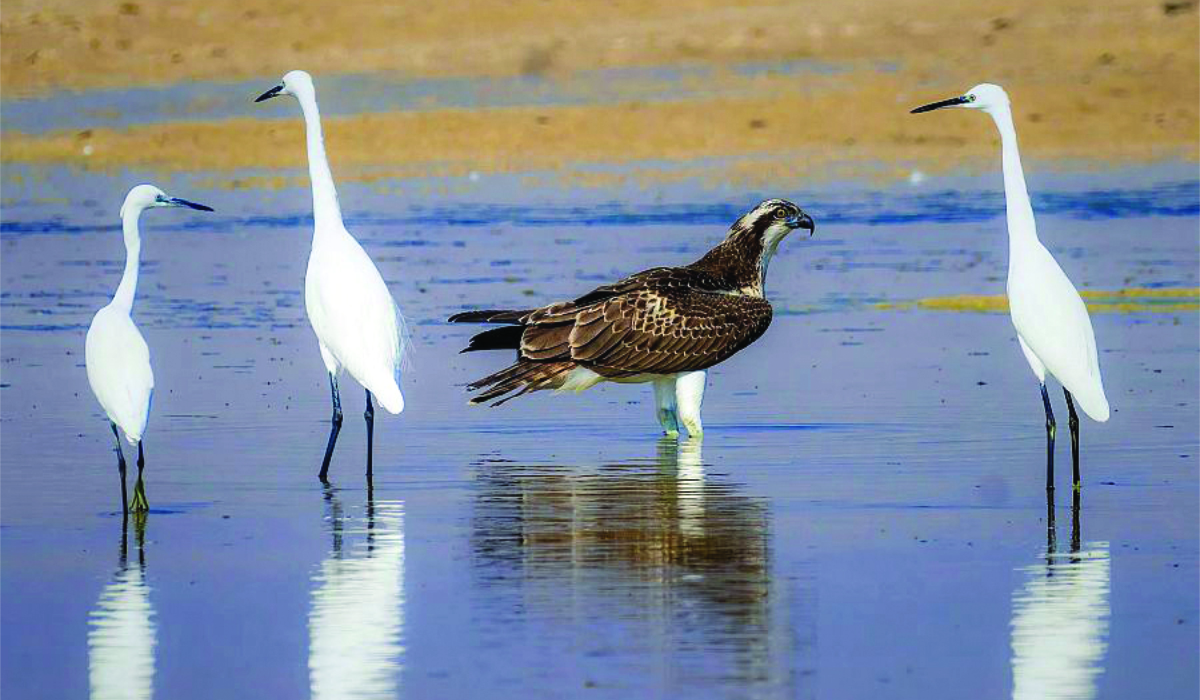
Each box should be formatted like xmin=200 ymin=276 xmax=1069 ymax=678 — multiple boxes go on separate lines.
xmin=1011 ymin=492 xmax=1111 ymax=700
xmin=470 ymin=438 xmax=809 ymax=697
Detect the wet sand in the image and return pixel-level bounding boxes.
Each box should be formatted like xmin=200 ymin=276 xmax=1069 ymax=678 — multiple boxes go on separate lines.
xmin=1 ymin=2 xmax=1198 ymax=695
xmin=2 ymin=0 xmax=1197 ymax=181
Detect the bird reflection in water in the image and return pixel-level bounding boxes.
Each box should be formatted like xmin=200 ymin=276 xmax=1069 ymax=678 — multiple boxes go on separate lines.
xmin=472 ymin=437 xmax=806 ymax=697
xmin=88 ymin=515 xmax=155 ymax=700
xmin=1011 ymin=491 xmax=1110 ymax=700
xmin=309 ymin=482 xmax=406 ymax=700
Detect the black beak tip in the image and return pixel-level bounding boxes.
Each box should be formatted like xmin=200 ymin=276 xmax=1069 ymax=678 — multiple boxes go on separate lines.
xmin=790 ymin=214 xmax=816 ymax=235
xmin=254 ymin=85 xmax=283 ymax=103
xmin=170 ymin=197 xmax=214 ymax=212
xmin=910 ymin=95 xmax=969 ymax=114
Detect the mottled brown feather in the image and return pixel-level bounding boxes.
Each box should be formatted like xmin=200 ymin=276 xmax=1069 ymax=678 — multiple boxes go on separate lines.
xmin=451 ymin=198 xmax=807 ymax=404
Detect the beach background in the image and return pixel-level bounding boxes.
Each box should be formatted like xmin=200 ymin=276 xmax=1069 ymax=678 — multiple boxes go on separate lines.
xmin=2 ymin=0 xmax=1197 ymax=180
xmin=2 ymin=1 xmax=1198 ymax=698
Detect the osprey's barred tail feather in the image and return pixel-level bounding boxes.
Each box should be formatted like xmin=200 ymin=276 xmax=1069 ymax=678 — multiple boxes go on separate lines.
xmin=467 ymin=360 xmax=576 ymax=406
xmin=448 ymin=309 xmax=528 ymax=324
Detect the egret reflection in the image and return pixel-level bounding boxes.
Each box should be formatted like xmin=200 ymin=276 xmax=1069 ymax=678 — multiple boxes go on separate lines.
xmin=471 ymin=437 xmax=804 ymax=696
xmin=1011 ymin=492 xmax=1111 ymax=700
xmin=309 ymin=484 xmax=406 ymax=700
xmin=88 ymin=517 xmax=155 ymax=700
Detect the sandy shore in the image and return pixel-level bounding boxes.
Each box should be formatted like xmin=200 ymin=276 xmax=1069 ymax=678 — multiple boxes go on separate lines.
xmin=2 ymin=0 xmax=1196 ymax=181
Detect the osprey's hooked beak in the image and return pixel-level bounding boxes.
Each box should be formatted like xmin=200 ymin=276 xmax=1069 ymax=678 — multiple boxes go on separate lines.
xmin=254 ymin=84 xmax=284 ymax=103
xmin=910 ymin=95 xmax=970 ymax=113
xmin=167 ymin=196 xmax=214 ymax=212
xmin=787 ymin=212 xmax=816 ymax=236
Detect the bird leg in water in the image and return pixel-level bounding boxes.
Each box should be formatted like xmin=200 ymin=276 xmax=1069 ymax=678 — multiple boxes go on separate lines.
xmin=318 ymin=374 xmax=343 ymax=482
xmin=111 ymin=422 xmax=129 ymax=516
xmin=652 ymin=377 xmax=680 ymax=437
xmin=130 ymin=441 xmax=149 ymax=513
xmin=1070 ymin=488 xmax=1082 ymax=555
xmin=1045 ymin=486 xmax=1058 ymax=554
xmin=1064 ymin=389 xmax=1081 ymax=492
xmin=365 ymin=390 xmax=375 ymax=480
xmin=1041 ymin=383 xmax=1056 ymax=492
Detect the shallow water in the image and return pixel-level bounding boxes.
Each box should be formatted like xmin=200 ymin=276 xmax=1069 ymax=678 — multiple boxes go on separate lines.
xmin=1 ymin=163 xmax=1197 ymax=699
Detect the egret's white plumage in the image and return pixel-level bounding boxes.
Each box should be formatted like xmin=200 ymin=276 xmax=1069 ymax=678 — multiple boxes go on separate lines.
xmin=86 ymin=185 xmax=212 ymax=512
xmin=912 ymin=84 xmax=1110 ymax=489
xmin=86 ymin=308 xmax=153 ymax=446
xmin=256 ymin=70 xmax=406 ymax=479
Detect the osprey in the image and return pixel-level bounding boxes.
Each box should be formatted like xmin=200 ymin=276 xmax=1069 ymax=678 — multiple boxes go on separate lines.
xmin=448 ymin=199 xmax=815 ymax=437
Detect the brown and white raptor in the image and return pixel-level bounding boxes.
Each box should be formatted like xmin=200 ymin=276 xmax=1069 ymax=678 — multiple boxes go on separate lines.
xmin=448 ymin=199 xmax=815 ymax=437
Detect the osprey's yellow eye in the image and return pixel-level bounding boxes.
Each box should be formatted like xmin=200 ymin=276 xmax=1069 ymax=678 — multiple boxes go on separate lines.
xmin=774 ymin=208 xmax=788 ymax=219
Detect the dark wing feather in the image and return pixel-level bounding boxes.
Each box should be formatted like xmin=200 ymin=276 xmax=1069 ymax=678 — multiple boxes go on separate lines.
xmin=465 ymin=267 xmax=772 ymax=379
xmin=565 ymin=287 xmax=773 ymax=376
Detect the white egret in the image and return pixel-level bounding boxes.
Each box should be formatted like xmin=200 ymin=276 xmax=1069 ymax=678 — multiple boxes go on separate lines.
xmin=255 ymin=70 xmax=407 ymax=482
xmin=86 ymin=184 xmax=212 ymax=514
xmin=911 ymin=84 xmax=1110 ymax=492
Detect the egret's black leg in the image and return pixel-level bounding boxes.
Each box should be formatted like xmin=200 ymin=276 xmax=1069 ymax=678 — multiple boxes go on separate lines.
xmin=1064 ymin=389 xmax=1081 ymax=492
xmin=111 ymin=422 xmax=128 ymax=516
xmin=130 ymin=441 xmax=149 ymax=513
xmin=1041 ymin=383 xmax=1056 ymax=492
xmin=318 ymin=375 xmax=343 ymax=482
xmin=365 ymin=390 xmax=375 ymax=480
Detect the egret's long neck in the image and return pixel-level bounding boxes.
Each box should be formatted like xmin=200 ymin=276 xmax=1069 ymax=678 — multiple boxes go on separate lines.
xmin=296 ymin=90 xmax=344 ymax=231
xmin=989 ymin=105 xmax=1039 ymax=253
xmin=112 ymin=208 xmax=142 ymax=312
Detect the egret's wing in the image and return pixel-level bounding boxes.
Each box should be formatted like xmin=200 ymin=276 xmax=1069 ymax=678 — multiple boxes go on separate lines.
xmin=305 ymin=232 xmax=404 ymax=406
xmin=85 ymin=309 xmax=154 ymax=439
xmin=395 ymin=303 xmax=414 ymax=374
xmin=1009 ymin=246 xmax=1108 ymax=419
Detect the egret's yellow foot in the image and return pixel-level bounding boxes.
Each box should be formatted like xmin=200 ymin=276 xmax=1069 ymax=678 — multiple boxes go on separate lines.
xmin=130 ymin=477 xmax=149 ymax=513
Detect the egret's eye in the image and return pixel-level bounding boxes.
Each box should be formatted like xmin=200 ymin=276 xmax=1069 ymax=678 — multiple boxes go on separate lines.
xmin=154 ymin=195 xmax=166 ymax=203
xmin=967 ymin=94 xmax=977 ymax=102
xmin=773 ymin=207 xmax=788 ymax=219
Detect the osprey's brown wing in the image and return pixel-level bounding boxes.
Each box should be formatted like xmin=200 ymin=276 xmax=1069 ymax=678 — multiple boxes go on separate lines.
xmin=518 ymin=274 xmax=773 ymax=377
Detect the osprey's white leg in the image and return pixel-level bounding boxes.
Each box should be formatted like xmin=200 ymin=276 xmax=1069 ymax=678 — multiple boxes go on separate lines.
xmin=675 ymin=370 xmax=707 ymax=438
xmin=653 ymin=376 xmax=680 ymax=437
